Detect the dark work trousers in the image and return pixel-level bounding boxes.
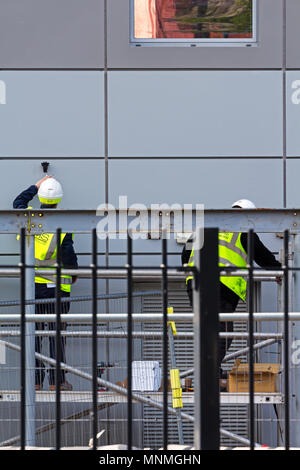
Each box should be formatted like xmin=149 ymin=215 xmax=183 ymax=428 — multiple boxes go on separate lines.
xmin=187 ymin=284 xmax=234 ymax=378
xmin=35 ymin=284 xmax=70 ymax=386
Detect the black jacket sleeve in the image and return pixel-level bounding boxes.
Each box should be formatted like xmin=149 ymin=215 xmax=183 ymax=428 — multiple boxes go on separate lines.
xmin=182 ymin=232 xmax=281 ymax=269
xmin=13 ymin=185 xmax=38 ymax=209
xmin=240 ymin=232 xmax=281 ymax=268
xmin=181 ymin=245 xmax=191 ymax=266
xmin=61 ymin=234 xmax=78 ymax=269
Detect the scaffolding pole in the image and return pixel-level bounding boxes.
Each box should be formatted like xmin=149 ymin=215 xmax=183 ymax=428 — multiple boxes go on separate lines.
xmin=0 ymin=338 xmax=258 ymax=448
xmin=0 ymin=330 xmax=283 ymax=339
xmin=1 ymin=312 xmax=300 ymax=323
xmin=0 ymin=267 xmax=284 ymax=279
xmin=179 ymin=338 xmax=279 ymax=380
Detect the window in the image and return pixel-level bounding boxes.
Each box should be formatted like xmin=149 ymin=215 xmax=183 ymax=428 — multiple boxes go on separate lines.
xmin=131 ymin=0 xmax=256 ymax=45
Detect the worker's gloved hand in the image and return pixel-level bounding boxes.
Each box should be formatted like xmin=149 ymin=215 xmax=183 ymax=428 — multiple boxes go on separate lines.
xmin=35 ymin=175 xmax=53 ymax=190
xmin=72 ymin=276 xmax=78 ymax=284
xmin=276 ymin=276 xmax=282 ymax=285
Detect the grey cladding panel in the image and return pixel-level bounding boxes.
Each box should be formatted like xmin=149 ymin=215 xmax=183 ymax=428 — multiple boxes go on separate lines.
xmin=0 ymin=71 xmax=104 ymax=157
xmin=108 ymin=71 xmax=283 ymax=157
xmin=0 ymin=159 xmax=105 ymax=209
xmin=287 ymin=72 xmax=300 ymax=157
xmin=287 ymin=0 xmax=300 ymax=69
xmin=107 ymin=0 xmax=283 ymax=69
xmin=286 ymin=159 xmax=300 ymax=207
xmin=109 ymin=159 xmax=283 ymax=208
xmin=0 ymin=0 xmax=104 ymax=68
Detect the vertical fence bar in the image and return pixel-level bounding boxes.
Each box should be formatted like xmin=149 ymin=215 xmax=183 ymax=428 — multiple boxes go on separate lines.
xmin=55 ymin=228 xmax=62 ymax=450
xmin=248 ymin=229 xmax=255 ymax=450
xmin=193 ymin=227 xmax=201 ymax=449
xmin=200 ymin=228 xmax=219 ymax=449
xmin=284 ymin=230 xmax=290 ymax=449
xmin=25 ymin=233 xmax=36 ymax=447
xmin=92 ymin=228 xmax=98 ymax=450
xmin=292 ymin=233 xmax=300 ymax=446
xmin=162 ymin=232 xmax=168 ymax=450
xmin=20 ymin=228 xmax=26 ymax=450
xmin=127 ymin=231 xmax=132 ymax=450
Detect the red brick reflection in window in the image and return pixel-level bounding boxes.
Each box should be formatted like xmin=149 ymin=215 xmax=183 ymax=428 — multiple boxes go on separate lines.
xmin=227 ymin=33 xmax=252 ymax=38
xmin=155 ymin=0 xmax=194 ymax=38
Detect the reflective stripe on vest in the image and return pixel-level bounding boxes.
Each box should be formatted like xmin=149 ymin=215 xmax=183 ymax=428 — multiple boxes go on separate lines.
xmin=186 ymin=247 xmax=195 ymax=284
xmin=219 ymin=232 xmax=247 ymax=302
xmin=35 ymin=233 xmax=72 ymax=292
xmin=185 ymin=232 xmax=248 ymax=302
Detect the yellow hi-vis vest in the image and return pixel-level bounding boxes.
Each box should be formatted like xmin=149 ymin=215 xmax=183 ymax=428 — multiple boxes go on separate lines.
xmin=186 ymin=232 xmax=248 ymax=302
xmin=35 ymin=233 xmax=73 ymax=293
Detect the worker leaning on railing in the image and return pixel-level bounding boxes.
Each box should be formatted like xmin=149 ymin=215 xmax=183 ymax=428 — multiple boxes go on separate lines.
xmin=13 ymin=175 xmax=78 ymax=392
xmin=182 ymin=199 xmax=282 ymax=391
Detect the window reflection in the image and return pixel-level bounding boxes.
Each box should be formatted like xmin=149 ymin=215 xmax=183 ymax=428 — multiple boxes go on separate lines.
xmin=134 ymin=0 xmax=253 ymax=40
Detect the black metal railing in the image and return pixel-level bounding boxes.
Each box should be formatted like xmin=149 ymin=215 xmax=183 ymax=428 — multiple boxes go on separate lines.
xmin=0 ymin=226 xmax=293 ymax=450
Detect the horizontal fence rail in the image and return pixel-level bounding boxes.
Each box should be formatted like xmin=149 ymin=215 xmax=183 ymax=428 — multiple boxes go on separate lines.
xmin=0 ymin=268 xmax=285 ymax=279
xmin=0 ymin=312 xmax=299 ymax=323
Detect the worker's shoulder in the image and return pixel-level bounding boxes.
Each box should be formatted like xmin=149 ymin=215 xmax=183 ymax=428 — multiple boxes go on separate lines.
xmin=62 ymin=233 xmax=74 ymax=243
xmin=240 ymin=231 xmax=260 ymax=243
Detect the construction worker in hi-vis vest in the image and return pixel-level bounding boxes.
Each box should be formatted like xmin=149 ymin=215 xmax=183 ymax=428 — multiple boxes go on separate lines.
xmin=182 ymin=199 xmax=281 ymax=390
xmin=186 ymin=231 xmax=248 ymax=302
xmin=13 ymin=175 xmax=78 ymax=391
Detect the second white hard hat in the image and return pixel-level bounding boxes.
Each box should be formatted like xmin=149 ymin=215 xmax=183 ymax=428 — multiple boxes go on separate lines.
xmin=232 ymin=199 xmax=256 ymax=209
xmin=38 ymin=178 xmax=63 ymax=205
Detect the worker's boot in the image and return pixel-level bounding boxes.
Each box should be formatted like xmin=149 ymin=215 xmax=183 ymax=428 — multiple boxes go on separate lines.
xmin=219 ymin=378 xmax=227 ymax=392
xmin=50 ymin=381 xmax=73 ymax=391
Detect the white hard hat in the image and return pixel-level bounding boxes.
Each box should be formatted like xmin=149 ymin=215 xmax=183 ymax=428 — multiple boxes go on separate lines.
xmin=232 ymin=199 xmax=256 ymax=209
xmin=38 ymin=178 xmax=63 ymax=205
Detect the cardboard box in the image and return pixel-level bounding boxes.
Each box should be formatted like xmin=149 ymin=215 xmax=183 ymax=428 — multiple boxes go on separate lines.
xmin=228 ymin=360 xmax=280 ymax=393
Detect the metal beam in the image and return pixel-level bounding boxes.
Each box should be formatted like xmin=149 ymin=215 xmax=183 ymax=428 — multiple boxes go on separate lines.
xmin=1 ymin=208 xmax=300 ymax=234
